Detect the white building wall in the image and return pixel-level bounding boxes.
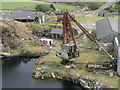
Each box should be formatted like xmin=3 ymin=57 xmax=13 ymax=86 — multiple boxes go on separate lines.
xmin=0 ymin=40 xmax=2 ymax=52
xmin=42 ymin=14 xmax=45 ymax=23
xmin=117 ymin=44 xmax=120 ymax=75
xmin=38 ymin=18 xmax=42 ymax=24
xmin=117 ymin=57 xmax=120 ymax=75
xmin=40 ymin=38 xmax=53 ymax=46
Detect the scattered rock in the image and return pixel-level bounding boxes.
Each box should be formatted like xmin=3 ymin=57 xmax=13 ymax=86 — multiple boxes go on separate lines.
xmin=33 ymin=67 xmax=102 ymax=89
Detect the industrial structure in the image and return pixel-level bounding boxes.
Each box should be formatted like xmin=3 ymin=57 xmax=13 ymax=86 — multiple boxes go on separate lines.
xmin=114 ymin=37 xmax=120 ymax=75
xmin=40 ymin=38 xmax=53 ymax=46
xmin=1 ymin=11 xmax=120 ymax=75
xmin=56 ymin=14 xmax=75 ymax=22
xmin=0 ymin=11 xmax=45 ymax=23
xmin=59 ymin=11 xmax=79 ymax=62
xmin=96 ymin=17 xmax=120 ymax=75
xmin=96 ymin=17 xmax=119 ymax=42
xmin=98 ymin=11 xmax=108 ymax=17
xmin=50 ymin=28 xmax=81 ymax=39
xmin=117 ymin=55 xmax=120 ymax=75
xmin=32 ymin=27 xmax=81 ymax=39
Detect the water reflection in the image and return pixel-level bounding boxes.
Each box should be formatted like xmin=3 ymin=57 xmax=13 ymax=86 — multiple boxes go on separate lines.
xmin=2 ymin=57 xmax=84 ymax=89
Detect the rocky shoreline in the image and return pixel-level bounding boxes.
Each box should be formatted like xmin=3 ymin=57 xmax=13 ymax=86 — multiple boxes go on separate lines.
xmin=32 ymin=67 xmax=102 ymax=90
xmin=1 ymin=50 xmax=49 ymax=60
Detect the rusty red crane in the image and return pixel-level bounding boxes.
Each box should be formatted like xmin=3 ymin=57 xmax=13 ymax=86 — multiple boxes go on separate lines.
xmin=0 ymin=11 xmax=113 ymax=65
xmin=59 ymin=11 xmax=113 ymax=63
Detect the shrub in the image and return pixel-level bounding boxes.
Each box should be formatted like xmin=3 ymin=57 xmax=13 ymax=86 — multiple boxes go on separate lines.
xmin=50 ymin=4 xmax=56 ymax=10
xmin=35 ymin=4 xmax=54 ymax=13
xmin=88 ymin=2 xmax=102 ymax=10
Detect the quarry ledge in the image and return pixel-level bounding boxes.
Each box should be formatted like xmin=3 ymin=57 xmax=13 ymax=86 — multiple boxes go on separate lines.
xmin=32 ymin=66 xmax=102 ymax=89
xmin=1 ymin=50 xmax=49 ymax=59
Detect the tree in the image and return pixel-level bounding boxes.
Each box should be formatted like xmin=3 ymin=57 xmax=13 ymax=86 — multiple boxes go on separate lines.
xmin=115 ymin=1 xmax=120 ymax=12
xmin=88 ymin=2 xmax=102 ymax=10
xmin=105 ymin=2 xmax=120 ymax=13
xmin=50 ymin=4 xmax=56 ymax=10
xmin=35 ymin=4 xmax=42 ymax=12
xmin=35 ymin=4 xmax=54 ymax=13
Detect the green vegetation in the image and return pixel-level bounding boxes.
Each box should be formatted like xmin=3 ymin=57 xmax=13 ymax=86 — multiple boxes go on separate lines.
xmin=34 ymin=13 xmax=118 ymax=88
xmin=22 ymin=45 xmax=48 ymax=53
xmin=37 ymin=52 xmax=118 ymax=88
xmin=105 ymin=2 xmax=120 ymax=12
xmin=53 ymin=4 xmax=78 ymax=11
xmin=35 ymin=4 xmax=54 ymax=13
xmin=1 ymin=2 xmax=78 ymax=11
xmin=50 ymin=4 xmax=56 ymax=10
xmin=1 ymin=9 xmax=119 ymax=88
xmin=1 ymin=0 xmax=41 ymax=2
xmin=75 ymin=14 xmax=118 ymax=24
xmin=1 ymin=2 xmax=50 ymax=9
xmin=58 ymin=2 xmax=104 ymax=10
xmin=87 ymin=2 xmax=103 ymax=10
xmin=75 ymin=14 xmax=104 ymax=24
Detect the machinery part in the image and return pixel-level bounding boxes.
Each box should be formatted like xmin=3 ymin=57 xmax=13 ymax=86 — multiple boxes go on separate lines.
xmin=87 ymin=61 xmax=116 ymax=72
xmin=1 ymin=10 xmax=113 ymax=63
xmin=60 ymin=11 xmax=79 ymax=60
xmin=66 ymin=11 xmax=113 ymax=60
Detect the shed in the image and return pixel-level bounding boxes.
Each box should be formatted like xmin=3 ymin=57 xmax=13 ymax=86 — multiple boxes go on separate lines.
xmin=33 ymin=30 xmax=50 ymax=38
xmin=40 ymin=38 xmax=53 ymax=46
xmin=98 ymin=11 xmax=108 ymax=17
xmin=73 ymin=26 xmax=82 ymax=35
xmin=96 ymin=17 xmax=120 ymax=42
xmin=50 ymin=28 xmax=81 ymax=39
xmin=0 ymin=11 xmax=45 ymax=23
xmin=50 ymin=28 xmax=63 ymax=39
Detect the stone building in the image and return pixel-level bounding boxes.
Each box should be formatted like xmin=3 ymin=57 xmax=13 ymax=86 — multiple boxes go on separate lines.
xmin=40 ymin=38 xmax=53 ymax=46
xmin=0 ymin=11 xmax=45 ymax=23
xmin=50 ymin=27 xmax=81 ymax=39
xmin=98 ymin=11 xmax=108 ymax=17
xmin=96 ymin=17 xmax=119 ymax=42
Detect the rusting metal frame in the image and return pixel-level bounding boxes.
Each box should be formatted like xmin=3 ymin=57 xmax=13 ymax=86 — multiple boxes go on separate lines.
xmin=66 ymin=12 xmax=113 ymax=59
xmin=62 ymin=12 xmax=77 ymax=46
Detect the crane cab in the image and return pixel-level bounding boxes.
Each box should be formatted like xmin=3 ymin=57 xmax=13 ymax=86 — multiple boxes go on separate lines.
xmin=61 ymin=43 xmax=79 ymax=60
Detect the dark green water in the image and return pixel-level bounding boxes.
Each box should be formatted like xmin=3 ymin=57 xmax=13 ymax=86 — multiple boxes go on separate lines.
xmin=2 ymin=57 xmax=84 ymax=89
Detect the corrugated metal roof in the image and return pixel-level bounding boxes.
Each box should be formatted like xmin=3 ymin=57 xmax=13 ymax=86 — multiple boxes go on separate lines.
xmin=96 ymin=17 xmax=120 ymax=40
xmin=50 ymin=28 xmax=63 ymax=34
xmin=50 ymin=27 xmax=81 ymax=35
xmin=0 ymin=11 xmax=44 ymax=19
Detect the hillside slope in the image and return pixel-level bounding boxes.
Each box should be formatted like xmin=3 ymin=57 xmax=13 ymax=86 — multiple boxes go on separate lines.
xmin=1 ymin=2 xmax=78 ymax=11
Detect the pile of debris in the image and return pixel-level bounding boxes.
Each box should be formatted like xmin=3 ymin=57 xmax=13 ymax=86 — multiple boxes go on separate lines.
xmin=33 ymin=67 xmax=102 ymax=89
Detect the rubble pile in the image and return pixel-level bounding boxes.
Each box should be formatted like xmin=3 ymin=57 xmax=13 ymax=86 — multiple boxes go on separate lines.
xmin=33 ymin=67 xmax=102 ymax=90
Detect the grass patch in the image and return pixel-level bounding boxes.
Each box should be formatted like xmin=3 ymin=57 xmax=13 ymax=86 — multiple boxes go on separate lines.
xmin=75 ymin=14 xmax=104 ymax=24
xmin=1 ymin=2 xmax=78 ymax=11
xmin=39 ymin=52 xmax=61 ymax=63
xmin=54 ymin=3 xmax=78 ymax=11
xmin=22 ymin=45 xmax=48 ymax=53
xmin=38 ymin=52 xmax=118 ymax=88
xmin=2 ymin=2 xmax=37 ymax=9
